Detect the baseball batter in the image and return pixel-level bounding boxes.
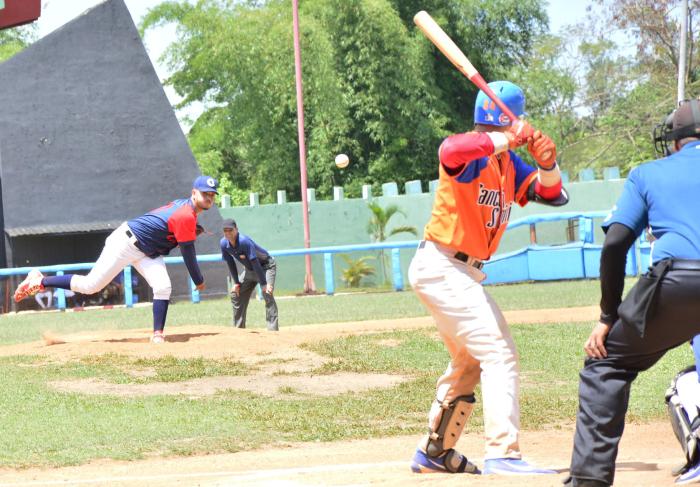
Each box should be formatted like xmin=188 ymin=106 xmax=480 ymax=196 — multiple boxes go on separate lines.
xmin=13 ymin=176 xmax=218 ymax=343
xmin=409 ymin=81 xmax=568 ymax=475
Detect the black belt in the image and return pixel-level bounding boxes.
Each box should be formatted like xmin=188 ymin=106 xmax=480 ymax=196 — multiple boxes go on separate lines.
xmin=454 ymin=251 xmax=484 ymax=270
xmin=125 ymin=229 xmax=145 ymax=253
xmin=669 ymin=259 xmax=700 ymax=271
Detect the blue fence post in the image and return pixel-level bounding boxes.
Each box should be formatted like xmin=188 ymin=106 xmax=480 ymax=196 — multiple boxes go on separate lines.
xmin=56 ymin=271 xmax=66 ymax=310
xmin=578 ymin=217 xmax=594 ymax=243
xmin=190 ymin=279 xmax=200 ymax=304
xmin=124 ymin=266 xmax=133 ymax=308
xmin=324 ymin=253 xmax=335 ymax=295
xmin=391 ymin=248 xmax=403 ymax=291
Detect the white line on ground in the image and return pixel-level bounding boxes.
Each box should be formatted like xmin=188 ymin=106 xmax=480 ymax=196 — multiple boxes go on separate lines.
xmin=0 ymin=460 xmax=408 ymax=486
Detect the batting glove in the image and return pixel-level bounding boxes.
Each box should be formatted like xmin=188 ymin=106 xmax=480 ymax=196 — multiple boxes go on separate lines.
xmin=505 ymin=120 xmax=535 ymax=149
xmin=527 ymin=131 xmax=557 ymax=169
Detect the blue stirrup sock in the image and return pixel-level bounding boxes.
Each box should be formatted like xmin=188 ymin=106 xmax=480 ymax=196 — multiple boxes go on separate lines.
xmin=153 ymin=299 xmax=169 ymax=333
xmin=42 ymin=274 xmax=73 ymax=290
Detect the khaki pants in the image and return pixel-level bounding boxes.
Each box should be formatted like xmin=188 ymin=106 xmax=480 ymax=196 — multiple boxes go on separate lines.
xmin=408 ymin=240 xmax=520 ymax=459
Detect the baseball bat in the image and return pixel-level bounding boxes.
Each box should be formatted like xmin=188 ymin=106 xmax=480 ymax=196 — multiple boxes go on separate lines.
xmin=413 ymin=11 xmax=555 ymax=162
xmin=413 ymin=11 xmax=518 ymax=123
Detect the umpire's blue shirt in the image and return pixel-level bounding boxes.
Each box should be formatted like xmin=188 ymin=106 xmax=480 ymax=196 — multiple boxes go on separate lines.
xmin=220 ymin=234 xmax=271 ymax=284
xmin=603 ymin=140 xmax=700 ymax=263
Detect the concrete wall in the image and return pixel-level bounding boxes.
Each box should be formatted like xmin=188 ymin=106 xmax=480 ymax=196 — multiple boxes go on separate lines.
xmin=218 ymin=176 xmax=627 ymax=293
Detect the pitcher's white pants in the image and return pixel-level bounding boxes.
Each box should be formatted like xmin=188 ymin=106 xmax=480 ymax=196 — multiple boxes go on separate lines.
xmin=70 ymin=223 xmax=172 ymax=300
xmin=408 ymin=240 xmax=520 ymax=459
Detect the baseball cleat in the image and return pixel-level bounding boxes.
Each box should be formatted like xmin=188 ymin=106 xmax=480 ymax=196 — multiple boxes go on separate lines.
xmin=483 ymin=458 xmax=556 ymax=475
xmin=13 ymin=269 xmax=45 ymax=302
xmin=677 ymin=461 xmax=700 ymax=484
xmin=150 ymin=331 xmax=165 ymax=344
xmin=410 ymin=448 xmax=480 ymax=474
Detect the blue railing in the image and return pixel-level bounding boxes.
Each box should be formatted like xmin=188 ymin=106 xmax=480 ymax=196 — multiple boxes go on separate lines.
xmin=2 ymin=210 xmax=621 ymax=310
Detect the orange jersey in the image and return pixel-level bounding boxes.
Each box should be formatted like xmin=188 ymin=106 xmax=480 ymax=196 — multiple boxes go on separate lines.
xmin=424 ymin=132 xmax=538 ymax=260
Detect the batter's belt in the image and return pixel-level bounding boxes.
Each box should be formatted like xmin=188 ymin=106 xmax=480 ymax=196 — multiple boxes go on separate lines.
xmin=419 ymin=241 xmax=484 ymax=270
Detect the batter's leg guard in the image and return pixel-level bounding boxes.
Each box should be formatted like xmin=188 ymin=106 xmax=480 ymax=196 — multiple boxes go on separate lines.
xmin=426 ymin=394 xmax=475 ymax=457
xmin=410 ymin=394 xmax=479 ymax=474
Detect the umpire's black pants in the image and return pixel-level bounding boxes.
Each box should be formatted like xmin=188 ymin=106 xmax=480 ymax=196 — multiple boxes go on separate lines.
xmin=570 ymin=264 xmax=700 ymax=485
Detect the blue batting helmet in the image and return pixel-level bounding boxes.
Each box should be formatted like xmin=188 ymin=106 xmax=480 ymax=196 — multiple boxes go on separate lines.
xmin=474 ymin=81 xmax=525 ymax=126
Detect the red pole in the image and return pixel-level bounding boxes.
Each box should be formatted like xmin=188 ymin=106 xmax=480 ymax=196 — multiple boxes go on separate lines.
xmin=292 ymin=0 xmax=316 ymax=293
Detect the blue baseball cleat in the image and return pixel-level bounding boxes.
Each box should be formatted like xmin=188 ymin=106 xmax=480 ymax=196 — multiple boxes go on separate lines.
xmin=677 ymin=461 xmax=700 ymax=484
xmin=410 ymin=448 xmax=480 ymax=474
xmin=483 ymin=458 xmax=556 ymax=475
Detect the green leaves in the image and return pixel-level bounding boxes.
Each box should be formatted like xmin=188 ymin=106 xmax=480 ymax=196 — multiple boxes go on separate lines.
xmin=0 ymin=23 xmax=35 ymax=63
xmin=143 ymin=0 xmax=548 ymax=199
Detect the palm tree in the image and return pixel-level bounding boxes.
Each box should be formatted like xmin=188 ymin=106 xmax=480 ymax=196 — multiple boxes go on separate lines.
xmin=366 ymin=202 xmax=418 ymax=284
xmin=340 ymin=255 xmax=376 ymax=288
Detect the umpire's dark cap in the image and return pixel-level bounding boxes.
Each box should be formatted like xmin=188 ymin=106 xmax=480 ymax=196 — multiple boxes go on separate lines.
xmin=193 ymin=175 xmax=219 ymax=194
xmin=222 ymin=219 xmax=237 ymax=229
xmin=672 ymin=99 xmax=700 ymax=139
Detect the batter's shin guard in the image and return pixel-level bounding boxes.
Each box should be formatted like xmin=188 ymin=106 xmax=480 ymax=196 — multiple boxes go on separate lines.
xmin=426 ymin=394 xmax=475 ymax=458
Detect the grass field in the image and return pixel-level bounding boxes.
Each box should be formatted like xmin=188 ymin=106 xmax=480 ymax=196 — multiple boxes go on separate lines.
xmin=0 ymin=278 xmax=690 ymax=468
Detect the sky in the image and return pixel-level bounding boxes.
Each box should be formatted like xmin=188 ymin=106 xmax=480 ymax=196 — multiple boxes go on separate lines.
xmin=32 ymin=0 xmax=596 ymax=128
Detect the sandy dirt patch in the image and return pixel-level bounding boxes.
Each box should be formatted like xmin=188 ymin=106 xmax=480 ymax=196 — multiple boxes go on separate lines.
xmin=49 ymin=372 xmax=410 ymax=398
xmin=0 ymin=421 xmax=683 ymax=486
xmin=0 ymin=306 xmax=597 ymax=399
xmin=0 ymin=305 xmax=598 ymax=362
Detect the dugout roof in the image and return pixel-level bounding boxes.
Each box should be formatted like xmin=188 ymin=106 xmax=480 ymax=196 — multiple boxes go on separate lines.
xmin=0 ymin=0 xmax=223 ymax=249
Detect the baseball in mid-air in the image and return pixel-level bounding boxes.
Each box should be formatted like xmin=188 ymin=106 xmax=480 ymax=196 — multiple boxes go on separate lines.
xmin=335 ymin=153 xmax=350 ymax=169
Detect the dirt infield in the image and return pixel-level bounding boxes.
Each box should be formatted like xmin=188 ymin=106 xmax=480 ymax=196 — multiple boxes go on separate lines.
xmin=0 ymin=304 xmax=685 ymax=486
xmin=0 ymin=305 xmax=600 ymax=361
xmin=0 ymin=422 xmax=681 ymax=486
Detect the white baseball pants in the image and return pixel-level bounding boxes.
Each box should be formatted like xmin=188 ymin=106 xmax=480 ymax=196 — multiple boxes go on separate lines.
xmin=70 ymin=223 xmax=172 ymax=300
xmin=408 ymin=240 xmax=521 ymax=459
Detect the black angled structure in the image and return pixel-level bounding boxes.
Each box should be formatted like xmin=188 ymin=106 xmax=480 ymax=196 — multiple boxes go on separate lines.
xmin=0 ymin=0 xmax=226 ymax=310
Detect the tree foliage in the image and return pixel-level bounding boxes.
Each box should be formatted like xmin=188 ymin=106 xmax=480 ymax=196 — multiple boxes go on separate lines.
xmin=508 ymin=0 xmax=696 ymax=177
xmin=0 ymin=24 xmax=35 ymax=62
xmin=142 ymin=0 xmax=547 ymax=200
xmin=142 ymin=0 xmax=699 ymax=189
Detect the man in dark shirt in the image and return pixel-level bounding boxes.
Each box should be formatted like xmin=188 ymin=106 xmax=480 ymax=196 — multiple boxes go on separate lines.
xmin=220 ymin=219 xmax=278 ymax=331
xmin=565 ymin=100 xmax=700 ymax=486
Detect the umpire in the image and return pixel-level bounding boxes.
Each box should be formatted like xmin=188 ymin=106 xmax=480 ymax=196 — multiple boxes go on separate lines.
xmin=220 ymin=219 xmax=279 ymax=331
xmin=566 ymin=99 xmax=700 ymax=486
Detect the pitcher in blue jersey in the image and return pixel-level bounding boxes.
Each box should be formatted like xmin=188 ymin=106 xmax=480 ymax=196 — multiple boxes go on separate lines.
xmin=566 ymin=100 xmax=700 ymax=486
xmin=14 ymin=176 xmax=218 ymax=343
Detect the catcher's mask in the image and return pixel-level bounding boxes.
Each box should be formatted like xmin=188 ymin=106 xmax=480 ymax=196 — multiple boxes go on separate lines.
xmin=653 ymin=98 xmax=700 ymax=156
